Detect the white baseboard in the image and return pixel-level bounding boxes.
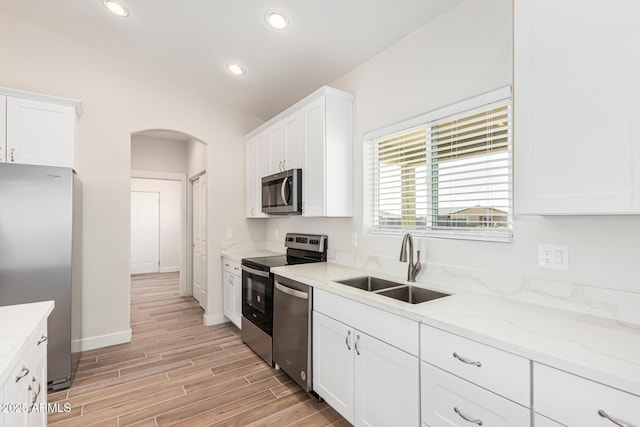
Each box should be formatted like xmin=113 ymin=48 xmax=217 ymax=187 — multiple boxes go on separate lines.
xmin=160 ymin=266 xmax=180 ymax=273
xmin=74 ymin=329 xmax=132 ymax=352
xmin=203 ymin=312 xmax=228 ymax=326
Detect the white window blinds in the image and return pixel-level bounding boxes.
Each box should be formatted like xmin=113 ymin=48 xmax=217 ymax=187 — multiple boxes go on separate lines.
xmin=367 ymin=87 xmax=512 ymax=242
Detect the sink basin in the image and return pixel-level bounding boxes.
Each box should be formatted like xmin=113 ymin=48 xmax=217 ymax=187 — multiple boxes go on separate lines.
xmin=335 ymin=276 xmax=405 ymax=292
xmin=375 ymin=286 xmax=449 ymax=304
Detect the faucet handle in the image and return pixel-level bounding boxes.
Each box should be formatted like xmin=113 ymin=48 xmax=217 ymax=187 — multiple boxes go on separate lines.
xmin=412 ymin=250 xmax=422 ymax=281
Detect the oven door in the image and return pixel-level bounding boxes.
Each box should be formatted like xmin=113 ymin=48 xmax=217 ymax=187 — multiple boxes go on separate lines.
xmin=241 ymin=265 xmax=273 ymax=335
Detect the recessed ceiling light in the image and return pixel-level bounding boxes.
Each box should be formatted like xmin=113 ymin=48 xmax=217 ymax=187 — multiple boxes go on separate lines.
xmin=265 ymin=11 xmax=289 ymax=30
xmin=227 ymin=64 xmax=246 ymax=76
xmin=103 ymin=0 xmax=129 ymax=17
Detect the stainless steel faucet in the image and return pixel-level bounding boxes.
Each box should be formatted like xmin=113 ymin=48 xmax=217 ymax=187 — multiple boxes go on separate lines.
xmin=399 ymin=233 xmax=421 ymax=282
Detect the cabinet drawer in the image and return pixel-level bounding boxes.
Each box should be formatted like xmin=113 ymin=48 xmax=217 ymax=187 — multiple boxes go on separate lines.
xmin=534 ymin=363 xmax=640 ymax=426
xmin=421 ymin=362 xmax=530 ymax=427
xmin=222 ymin=258 xmax=241 ymax=275
xmin=421 ymin=324 xmax=530 ymax=406
xmin=314 ymin=288 xmax=419 ymax=356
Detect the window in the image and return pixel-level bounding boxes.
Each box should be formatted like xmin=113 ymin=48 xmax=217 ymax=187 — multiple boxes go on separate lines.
xmin=366 ymin=87 xmax=512 ymax=242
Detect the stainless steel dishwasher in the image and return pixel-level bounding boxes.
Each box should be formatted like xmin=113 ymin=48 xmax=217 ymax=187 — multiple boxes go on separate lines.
xmin=272 ymin=275 xmax=312 ymax=392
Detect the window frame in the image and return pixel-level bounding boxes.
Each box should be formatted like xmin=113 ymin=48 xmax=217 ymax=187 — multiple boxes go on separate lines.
xmin=364 ymin=86 xmax=513 ymax=243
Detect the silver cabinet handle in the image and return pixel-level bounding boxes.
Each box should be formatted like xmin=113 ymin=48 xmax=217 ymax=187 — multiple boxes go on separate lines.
xmin=15 ymin=366 xmax=30 ymax=383
xmin=37 ymin=335 xmax=48 ymax=345
xmin=453 ymin=352 xmax=482 ymax=367
xmin=598 ymin=410 xmax=628 ymax=427
xmin=282 ymin=160 xmax=286 ymax=170
xmin=454 ymin=407 xmax=483 ymax=425
xmin=355 ymin=334 xmax=361 ymax=356
xmin=10 ymin=148 xmax=15 ymax=162
xmin=28 ymin=377 xmax=41 ymax=413
xmin=345 ymin=330 xmax=351 ymax=350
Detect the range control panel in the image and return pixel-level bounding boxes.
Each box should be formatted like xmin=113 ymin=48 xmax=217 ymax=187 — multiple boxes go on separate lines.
xmin=285 ymin=233 xmax=327 ymax=253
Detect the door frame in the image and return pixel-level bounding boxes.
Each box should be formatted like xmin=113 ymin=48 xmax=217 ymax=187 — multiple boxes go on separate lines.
xmin=189 ymin=171 xmax=207 ymax=309
xmin=131 ymin=170 xmax=188 ymax=296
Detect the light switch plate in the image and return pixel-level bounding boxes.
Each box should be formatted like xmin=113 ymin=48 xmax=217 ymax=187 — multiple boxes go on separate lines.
xmin=538 ymin=243 xmax=569 ymax=270
xmin=225 ymin=228 xmax=233 ymax=239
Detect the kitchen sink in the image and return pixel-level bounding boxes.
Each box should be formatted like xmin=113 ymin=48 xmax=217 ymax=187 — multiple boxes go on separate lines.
xmin=375 ymin=286 xmax=449 ymax=304
xmin=335 ymin=276 xmax=405 ymax=292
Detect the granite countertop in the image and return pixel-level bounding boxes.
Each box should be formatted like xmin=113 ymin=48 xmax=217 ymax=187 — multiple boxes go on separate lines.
xmin=272 ymin=262 xmax=640 ymax=397
xmin=0 ymin=301 xmax=54 ymax=385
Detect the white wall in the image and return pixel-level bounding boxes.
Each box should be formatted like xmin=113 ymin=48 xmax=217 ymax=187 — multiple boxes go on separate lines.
xmin=0 ymin=9 xmax=264 ymax=349
xmin=264 ymin=0 xmax=640 ymax=325
xmin=187 ymin=138 xmax=207 ymax=178
xmin=131 ymin=135 xmax=187 ymax=174
xmin=131 ymin=178 xmax=181 ymax=272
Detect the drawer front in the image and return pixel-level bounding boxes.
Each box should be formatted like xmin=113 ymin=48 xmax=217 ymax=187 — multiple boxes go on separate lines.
xmin=222 ymin=258 xmax=241 ymax=275
xmin=534 ymin=363 xmax=640 ymax=426
xmin=421 ymin=362 xmax=530 ymax=427
xmin=314 ymin=288 xmax=419 ymax=356
xmin=421 ymin=324 xmax=530 ymax=406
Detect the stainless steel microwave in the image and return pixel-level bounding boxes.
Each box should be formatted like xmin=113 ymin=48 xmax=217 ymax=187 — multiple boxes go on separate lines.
xmin=261 ymin=169 xmax=302 ymax=215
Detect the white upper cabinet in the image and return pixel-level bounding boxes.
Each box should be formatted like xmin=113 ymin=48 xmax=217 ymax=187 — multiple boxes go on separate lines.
xmin=245 ymin=86 xmax=354 ymax=218
xmin=0 ymin=88 xmax=82 ymax=170
xmin=245 ymin=136 xmax=268 ymax=218
xmin=514 ymin=0 xmax=640 ymax=214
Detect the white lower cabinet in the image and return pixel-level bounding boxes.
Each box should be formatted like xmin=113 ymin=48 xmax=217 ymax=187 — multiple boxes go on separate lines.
xmin=421 ymin=362 xmax=530 ymax=427
xmin=222 ymin=258 xmax=242 ymax=329
xmin=313 ymin=289 xmax=420 ymax=427
xmin=2 ymin=317 xmax=48 ymax=427
xmin=533 ymin=363 xmax=640 ymax=426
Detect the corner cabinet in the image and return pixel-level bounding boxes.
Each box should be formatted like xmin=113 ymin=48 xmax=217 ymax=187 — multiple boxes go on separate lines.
xmin=313 ymin=289 xmax=420 ymax=427
xmin=245 ymin=86 xmax=354 ymax=218
xmin=0 ymin=88 xmax=82 ymax=170
xmin=514 ymin=0 xmax=640 ymax=215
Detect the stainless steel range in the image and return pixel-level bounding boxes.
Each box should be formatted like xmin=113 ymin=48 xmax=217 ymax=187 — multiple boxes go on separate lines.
xmin=241 ymin=233 xmax=327 ymax=366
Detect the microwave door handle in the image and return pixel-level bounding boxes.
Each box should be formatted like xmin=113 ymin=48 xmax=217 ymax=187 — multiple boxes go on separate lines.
xmin=281 ymin=177 xmax=289 ymax=206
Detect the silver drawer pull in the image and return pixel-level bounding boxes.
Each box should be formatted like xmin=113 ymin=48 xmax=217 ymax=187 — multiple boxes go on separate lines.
xmin=28 ymin=377 xmax=42 ymax=413
xmin=598 ymin=410 xmax=628 ymax=427
xmin=345 ymin=330 xmax=351 ymax=350
xmin=37 ymin=335 xmax=48 ymax=345
xmin=355 ymin=335 xmax=361 ymax=356
xmin=453 ymin=352 xmax=482 ymax=367
xmin=454 ymin=407 xmax=483 ymax=425
xmin=15 ymin=366 xmax=30 ymax=382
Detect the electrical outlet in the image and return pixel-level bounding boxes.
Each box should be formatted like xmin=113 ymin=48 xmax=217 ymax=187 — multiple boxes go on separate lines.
xmin=351 ymin=232 xmax=358 ymax=247
xmin=225 ymin=228 xmax=233 ymax=239
xmin=538 ymin=244 xmax=568 ymax=270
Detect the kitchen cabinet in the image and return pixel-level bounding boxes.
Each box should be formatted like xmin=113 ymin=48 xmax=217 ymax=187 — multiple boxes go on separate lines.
xmin=222 ymin=258 xmax=242 ymax=328
xmin=0 ymin=88 xmax=82 ymax=170
xmin=514 ymin=0 xmax=640 ymax=214
xmin=2 ymin=316 xmax=48 ymax=427
xmin=244 ymin=86 xmax=353 ymax=218
xmin=245 ymin=136 xmax=268 ymax=218
xmin=420 ymin=324 xmax=531 ymax=426
xmin=313 ymin=289 xmax=419 ymax=426
xmin=533 ymin=363 xmax=640 ymax=426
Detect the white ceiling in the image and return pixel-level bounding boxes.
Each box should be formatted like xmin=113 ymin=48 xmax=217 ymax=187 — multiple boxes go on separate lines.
xmin=0 ymin=0 xmax=463 ymax=121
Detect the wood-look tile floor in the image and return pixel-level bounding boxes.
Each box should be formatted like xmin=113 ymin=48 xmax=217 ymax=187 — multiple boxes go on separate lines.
xmin=49 ymin=272 xmax=349 ymax=427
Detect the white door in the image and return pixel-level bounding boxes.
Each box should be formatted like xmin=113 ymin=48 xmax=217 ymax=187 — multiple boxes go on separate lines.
xmin=130 ymin=191 xmax=160 ymax=274
xmin=313 ymin=311 xmax=355 ymax=424
xmin=192 ymin=175 xmax=207 ymax=309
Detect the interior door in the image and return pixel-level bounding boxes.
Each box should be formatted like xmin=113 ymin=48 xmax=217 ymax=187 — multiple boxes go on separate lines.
xmin=130 ymin=191 xmax=160 ymax=274
xmin=192 ymin=174 xmax=207 ymax=309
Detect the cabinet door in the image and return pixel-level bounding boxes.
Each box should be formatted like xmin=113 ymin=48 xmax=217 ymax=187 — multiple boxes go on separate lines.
xmin=0 ymin=95 xmax=6 ymax=163
xmin=6 ymin=97 xmax=75 ymax=169
xmin=355 ymin=332 xmax=420 ymax=427
xmin=223 ymin=270 xmax=234 ymax=321
xmin=313 ymin=311 xmax=355 ymax=424
xmin=232 ymin=273 xmax=242 ymax=328
xmin=26 ymin=349 xmax=47 ymax=427
xmin=284 ymin=111 xmax=302 ymax=170
xmin=245 ymin=136 xmax=268 ymax=218
xmin=514 ymin=0 xmax=640 ymax=214
xmin=268 ymin=121 xmax=285 ymax=174
xmin=303 ymin=97 xmax=326 ymax=216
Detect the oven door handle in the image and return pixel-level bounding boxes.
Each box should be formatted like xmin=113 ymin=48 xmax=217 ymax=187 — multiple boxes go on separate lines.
xmin=241 ymin=265 xmax=270 ymax=278
xmin=275 ymin=282 xmax=309 ymax=300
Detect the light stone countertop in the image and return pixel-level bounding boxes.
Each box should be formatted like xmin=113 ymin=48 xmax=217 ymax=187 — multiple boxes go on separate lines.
xmin=220 ymin=250 xmax=283 ymax=263
xmin=271 ymin=262 xmax=640 ymax=397
xmin=0 ymin=301 xmax=54 ymax=385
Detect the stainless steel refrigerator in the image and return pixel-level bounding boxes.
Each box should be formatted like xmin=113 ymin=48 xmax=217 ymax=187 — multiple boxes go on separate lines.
xmin=0 ymin=163 xmax=82 ymax=390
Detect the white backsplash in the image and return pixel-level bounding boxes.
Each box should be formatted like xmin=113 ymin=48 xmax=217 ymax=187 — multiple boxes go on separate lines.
xmin=330 ymin=247 xmax=640 ymax=327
